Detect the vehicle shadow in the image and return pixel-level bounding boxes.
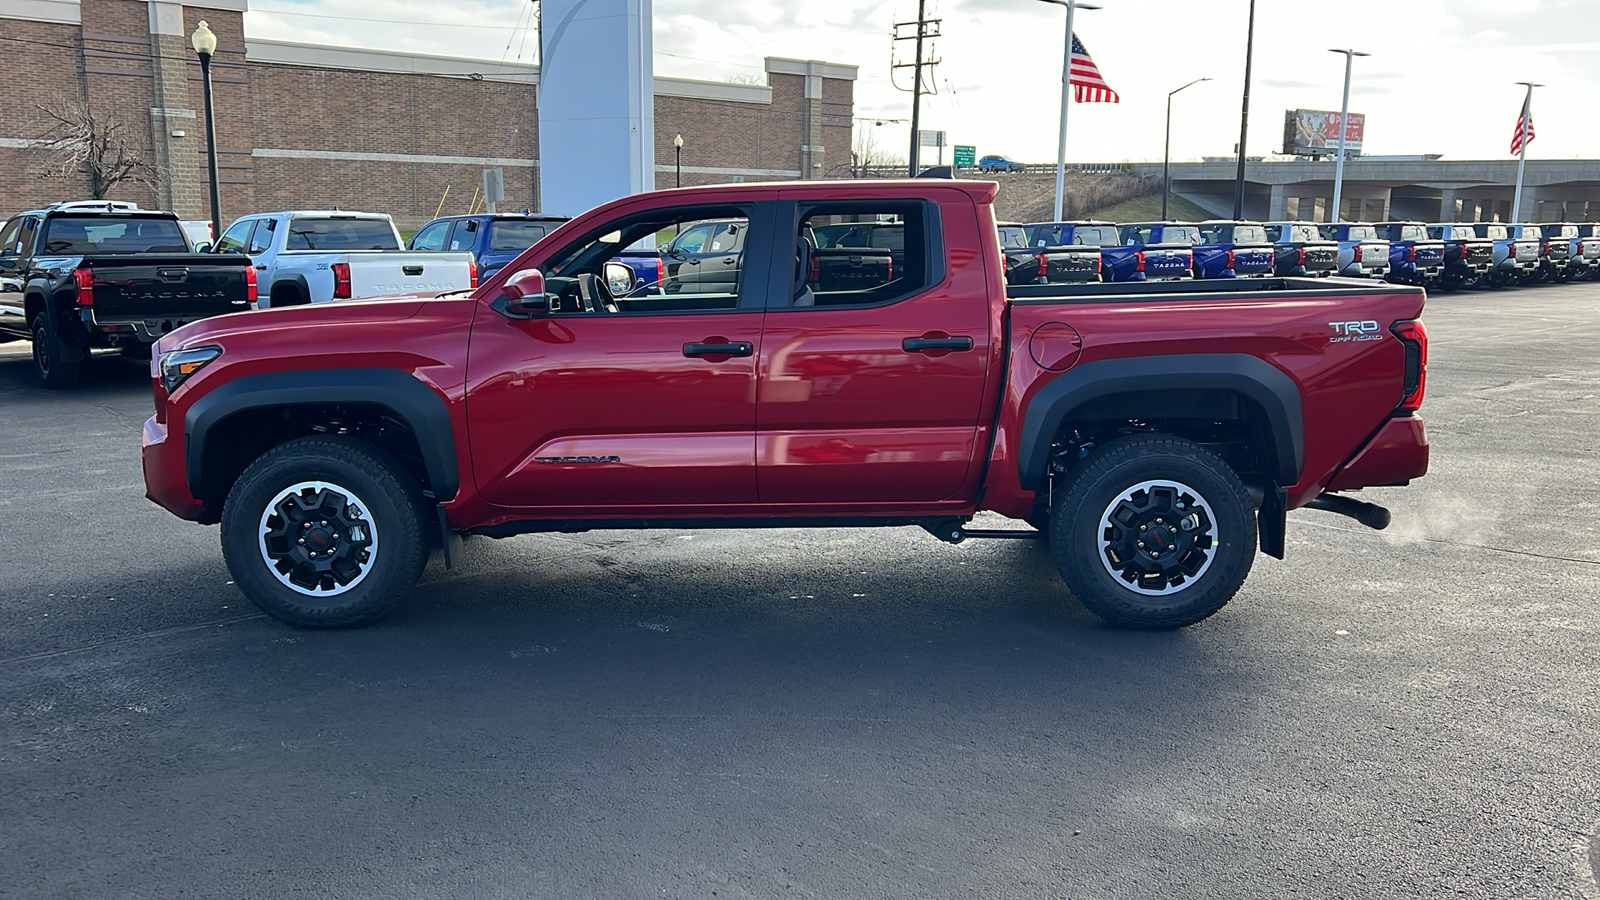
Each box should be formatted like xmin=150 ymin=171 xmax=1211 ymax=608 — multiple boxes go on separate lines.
xmin=0 ymin=343 xmax=151 ymax=396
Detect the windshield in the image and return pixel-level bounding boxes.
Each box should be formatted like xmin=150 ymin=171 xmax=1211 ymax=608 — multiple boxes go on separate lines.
xmin=489 ymin=220 xmax=555 ymax=252
xmin=1346 ymin=225 xmax=1378 ymax=241
xmin=997 ymin=225 xmax=1029 ymax=248
xmin=40 ymin=216 xmax=189 ymax=254
xmin=286 ymin=217 xmax=399 ymax=251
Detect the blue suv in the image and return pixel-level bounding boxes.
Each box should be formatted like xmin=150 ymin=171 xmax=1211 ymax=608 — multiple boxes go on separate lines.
xmin=978 ymin=154 xmax=1025 ymax=173
xmin=408 ymin=212 xmax=569 ymax=280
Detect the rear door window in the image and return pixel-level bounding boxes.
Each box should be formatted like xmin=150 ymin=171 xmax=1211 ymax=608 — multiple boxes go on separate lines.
xmin=447 ymin=220 xmax=478 ymax=252
xmin=793 ymin=204 xmax=932 ymax=307
xmin=248 ymin=219 xmax=275 ymax=255
xmin=0 ymin=218 xmax=22 ymax=258
xmin=488 ymin=219 xmax=552 ymax=251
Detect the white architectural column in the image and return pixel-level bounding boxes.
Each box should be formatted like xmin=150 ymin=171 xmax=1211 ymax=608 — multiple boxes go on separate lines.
xmin=538 ymin=0 xmax=654 ymax=215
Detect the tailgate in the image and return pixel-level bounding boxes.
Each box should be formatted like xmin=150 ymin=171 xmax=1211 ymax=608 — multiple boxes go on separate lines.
xmin=1142 ymin=244 xmax=1192 ymax=277
xmin=348 ymin=252 xmax=475 ymax=298
xmin=1234 ymin=246 xmax=1275 ymax=272
xmin=1041 ymin=247 xmax=1100 ymax=282
xmin=1464 ymin=242 xmax=1494 ymax=266
xmin=84 ymin=255 xmax=253 ymax=321
xmin=1415 ymin=242 xmax=1445 ymax=266
xmin=1303 ymin=244 xmax=1338 ymax=269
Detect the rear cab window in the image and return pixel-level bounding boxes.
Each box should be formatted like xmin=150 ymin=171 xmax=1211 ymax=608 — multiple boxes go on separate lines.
xmin=489 ymin=219 xmax=552 ymax=251
xmin=285 ymin=217 xmax=399 ymax=251
xmin=794 ymin=202 xmax=933 ymax=308
xmin=1345 ymin=225 xmax=1378 ymax=241
xmin=1072 ymin=225 xmax=1116 ymax=246
xmin=40 ymin=215 xmax=189 ymax=254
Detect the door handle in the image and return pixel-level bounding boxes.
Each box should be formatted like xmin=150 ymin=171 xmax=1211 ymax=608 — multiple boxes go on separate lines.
xmin=253 ymin=264 xmax=267 ymax=270
xmin=902 ymin=336 xmax=973 ymax=353
xmin=403 ymin=265 xmax=424 ymax=276
xmin=683 ymin=341 xmax=753 ymax=358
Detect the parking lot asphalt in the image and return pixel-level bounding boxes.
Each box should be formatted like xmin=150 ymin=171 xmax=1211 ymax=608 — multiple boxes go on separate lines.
xmin=3 ymin=282 xmax=1600 ymax=900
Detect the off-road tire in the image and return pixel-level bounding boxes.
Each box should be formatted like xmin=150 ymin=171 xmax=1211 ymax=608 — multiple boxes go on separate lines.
xmin=32 ymin=315 xmax=82 ymax=388
xmin=1049 ymin=434 xmax=1255 ymax=629
xmin=221 ymin=436 xmax=430 ymax=628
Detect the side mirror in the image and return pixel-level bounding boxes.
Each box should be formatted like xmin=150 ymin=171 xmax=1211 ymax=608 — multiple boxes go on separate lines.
xmin=603 ymin=261 xmax=635 ymax=297
xmin=193 ymin=242 xmax=212 ymax=254
xmin=497 ymin=268 xmax=548 ymax=318
xmin=0 ymin=258 xmax=15 ymax=270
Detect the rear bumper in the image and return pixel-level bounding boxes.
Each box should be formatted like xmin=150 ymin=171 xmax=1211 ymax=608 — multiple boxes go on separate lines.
xmin=1324 ymin=416 xmax=1429 ymax=492
xmin=143 ymin=415 xmax=206 ymax=521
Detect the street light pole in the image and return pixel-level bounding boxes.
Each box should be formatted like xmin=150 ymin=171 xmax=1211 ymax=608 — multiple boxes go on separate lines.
xmin=1328 ymin=48 xmax=1369 ymax=223
xmin=1163 ymin=77 xmax=1210 ymax=220
xmin=190 ymin=21 xmax=221 ymax=242
xmin=1511 ymin=81 xmax=1542 ymax=223
xmin=1040 ymin=0 xmax=1100 ymax=223
xmin=674 ymin=133 xmax=683 ymax=188
xmin=1231 ymin=0 xmax=1257 ymax=219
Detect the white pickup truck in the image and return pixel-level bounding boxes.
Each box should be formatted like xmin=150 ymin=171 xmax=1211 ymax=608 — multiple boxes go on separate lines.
xmin=211 ymin=210 xmax=477 ymax=308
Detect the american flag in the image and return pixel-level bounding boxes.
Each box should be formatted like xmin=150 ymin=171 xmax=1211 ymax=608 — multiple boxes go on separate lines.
xmin=1070 ymin=34 xmax=1120 ymax=104
xmin=1510 ymin=94 xmax=1535 ymax=155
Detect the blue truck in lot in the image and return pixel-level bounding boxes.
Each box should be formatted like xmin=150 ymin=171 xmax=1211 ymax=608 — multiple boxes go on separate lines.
xmin=408 ymin=212 xmax=570 ymax=280
xmin=1374 ymin=222 xmax=1445 ymax=287
xmin=1470 ymin=223 xmax=1543 ymax=287
xmin=1192 ymin=221 xmax=1275 ymax=278
xmin=1109 ymin=222 xmax=1197 ymax=282
xmin=1538 ymin=223 xmax=1591 ymax=282
xmin=1262 ymin=221 xmax=1339 ymax=277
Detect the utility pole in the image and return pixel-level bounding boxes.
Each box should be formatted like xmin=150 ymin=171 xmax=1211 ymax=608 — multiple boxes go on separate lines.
xmin=1232 ymin=0 xmax=1257 ymax=219
xmin=893 ymin=2 xmax=940 ymax=177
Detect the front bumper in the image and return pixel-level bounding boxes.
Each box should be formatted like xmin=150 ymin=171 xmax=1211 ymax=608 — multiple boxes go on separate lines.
xmin=143 ymin=415 xmax=206 ymax=521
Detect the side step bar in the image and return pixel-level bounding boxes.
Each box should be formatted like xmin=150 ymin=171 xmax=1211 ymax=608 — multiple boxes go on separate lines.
xmin=920 ymin=518 xmax=1045 ymax=544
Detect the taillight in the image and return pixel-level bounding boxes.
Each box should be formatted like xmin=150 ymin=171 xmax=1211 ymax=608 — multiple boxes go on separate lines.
xmin=332 ymin=262 xmax=351 ymax=299
xmin=1541 ymin=240 xmax=1550 ymax=255
xmin=1225 ymin=249 xmax=1236 ymax=270
xmin=808 ymin=254 xmax=820 ymax=283
xmin=1037 ymin=254 xmax=1049 ymax=277
xmin=73 ymin=267 xmax=94 ymax=306
xmin=1353 ymin=244 xmax=1363 ymax=262
xmin=885 ymin=256 xmax=892 ymax=281
xmin=1391 ymin=319 xmax=1428 ymax=413
xmin=1407 ymin=245 xmax=1417 ymax=263
xmin=1296 ymin=247 xmax=1306 ymax=266
xmin=1134 ymin=250 xmax=1146 ymax=273
xmin=468 ymin=259 xmax=479 ymax=290
xmin=244 ymin=265 xmax=258 ymax=305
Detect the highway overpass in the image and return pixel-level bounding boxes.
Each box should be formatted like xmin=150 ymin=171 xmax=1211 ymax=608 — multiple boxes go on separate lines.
xmin=1129 ymin=158 xmax=1600 ymax=222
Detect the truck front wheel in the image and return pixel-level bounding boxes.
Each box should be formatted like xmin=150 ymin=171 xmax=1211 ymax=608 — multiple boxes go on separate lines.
xmin=1049 ymin=434 xmax=1256 ymax=629
xmin=221 ymin=436 xmax=430 ymax=628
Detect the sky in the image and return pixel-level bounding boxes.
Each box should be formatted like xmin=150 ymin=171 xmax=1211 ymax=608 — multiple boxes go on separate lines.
xmin=243 ymin=0 xmax=1600 ymax=164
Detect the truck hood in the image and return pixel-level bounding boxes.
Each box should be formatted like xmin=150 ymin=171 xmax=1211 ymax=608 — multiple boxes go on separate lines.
xmin=157 ymin=291 xmax=444 ymax=354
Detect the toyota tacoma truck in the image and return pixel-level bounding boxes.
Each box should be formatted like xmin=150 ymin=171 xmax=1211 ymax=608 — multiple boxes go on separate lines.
xmin=212 ymin=210 xmax=477 ymax=308
xmin=1470 ymin=222 xmax=1541 ymax=288
xmin=1317 ymin=223 xmax=1391 ymax=279
xmin=1374 ymin=222 xmax=1445 ymax=287
xmin=1192 ymin=221 xmax=1276 ymax=279
xmin=1425 ymin=223 xmax=1494 ymax=290
xmin=1262 ymin=222 xmax=1339 ymax=277
xmin=999 ymin=222 xmax=1100 ymax=285
xmin=142 ymin=180 xmax=1429 ymax=632
xmin=408 ymin=211 xmax=571 ymax=281
xmin=0 ymin=201 xmax=256 ymax=387
xmin=1107 ymin=222 xmax=1198 ymax=282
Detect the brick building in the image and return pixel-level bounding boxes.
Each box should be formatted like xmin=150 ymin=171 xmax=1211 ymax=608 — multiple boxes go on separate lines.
xmin=0 ymin=0 xmax=857 ymax=230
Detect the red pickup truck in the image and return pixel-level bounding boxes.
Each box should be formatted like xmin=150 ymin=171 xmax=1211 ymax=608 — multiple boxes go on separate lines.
xmin=142 ymin=180 xmax=1429 ymax=631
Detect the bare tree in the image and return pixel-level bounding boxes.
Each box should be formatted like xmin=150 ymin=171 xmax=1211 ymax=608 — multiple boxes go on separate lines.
xmin=843 ymin=127 xmax=905 ymax=177
xmin=33 ymin=102 xmax=161 ymax=199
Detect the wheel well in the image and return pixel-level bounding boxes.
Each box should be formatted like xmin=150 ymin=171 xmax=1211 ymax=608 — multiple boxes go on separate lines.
xmin=1043 ymin=388 xmax=1275 ymax=492
xmin=197 ymin=403 xmax=430 ymax=522
xmin=269 ymin=282 xmax=306 ymax=307
xmin=24 ymin=292 xmax=44 ymax=326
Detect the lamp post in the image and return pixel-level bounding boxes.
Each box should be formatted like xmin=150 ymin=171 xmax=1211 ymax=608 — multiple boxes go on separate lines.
xmin=190 ymin=21 xmax=222 ymax=241
xmin=1163 ymin=77 xmax=1210 ymax=220
xmin=1231 ymin=0 xmax=1257 ymax=219
xmin=1039 ymin=0 xmax=1100 ymax=223
xmin=674 ymin=133 xmax=683 ymax=188
xmin=1328 ymin=48 xmax=1369 ymax=223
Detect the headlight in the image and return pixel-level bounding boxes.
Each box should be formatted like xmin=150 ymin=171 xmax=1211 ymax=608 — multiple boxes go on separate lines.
xmin=160 ymin=345 xmax=222 ymax=393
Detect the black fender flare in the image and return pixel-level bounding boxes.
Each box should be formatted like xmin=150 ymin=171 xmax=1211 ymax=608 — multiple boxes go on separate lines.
xmin=267 ymin=274 xmax=312 ymax=307
xmin=183 ymin=368 xmax=460 ymax=501
xmin=1017 ymin=353 xmax=1304 ymax=490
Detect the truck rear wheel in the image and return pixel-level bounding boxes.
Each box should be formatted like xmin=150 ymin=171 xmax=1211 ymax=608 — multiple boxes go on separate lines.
xmin=1049 ymin=434 xmax=1255 ymax=629
xmin=221 ymin=436 xmax=430 ymax=628
xmin=32 ymin=316 xmax=82 ymax=388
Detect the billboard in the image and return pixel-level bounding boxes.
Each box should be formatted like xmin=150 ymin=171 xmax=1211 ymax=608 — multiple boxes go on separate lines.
xmin=1283 ymin=109 xmax=1365 ymax=157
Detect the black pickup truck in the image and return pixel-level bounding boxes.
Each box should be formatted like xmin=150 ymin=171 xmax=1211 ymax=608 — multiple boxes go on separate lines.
xmin=998 ymin=222 xmax=1101 ymax=285
xmin=0 ymin=203 xmax=256 ymax=387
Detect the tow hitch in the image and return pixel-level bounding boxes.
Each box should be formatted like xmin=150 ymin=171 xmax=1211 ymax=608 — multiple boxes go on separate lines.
xmin=1304 ymin=493 xmax=1391 ymax=530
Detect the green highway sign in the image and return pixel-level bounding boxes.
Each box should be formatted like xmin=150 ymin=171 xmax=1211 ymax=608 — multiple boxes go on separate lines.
xmin=953 ymin=145 xmax=976 ymax=167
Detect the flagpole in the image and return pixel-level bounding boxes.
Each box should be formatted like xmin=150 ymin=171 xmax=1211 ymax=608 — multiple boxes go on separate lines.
xmin=1511 ymin=81 xmax=1541 ymax=223
xmin=1041 ymin=0 xmax=1099 ymax=223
